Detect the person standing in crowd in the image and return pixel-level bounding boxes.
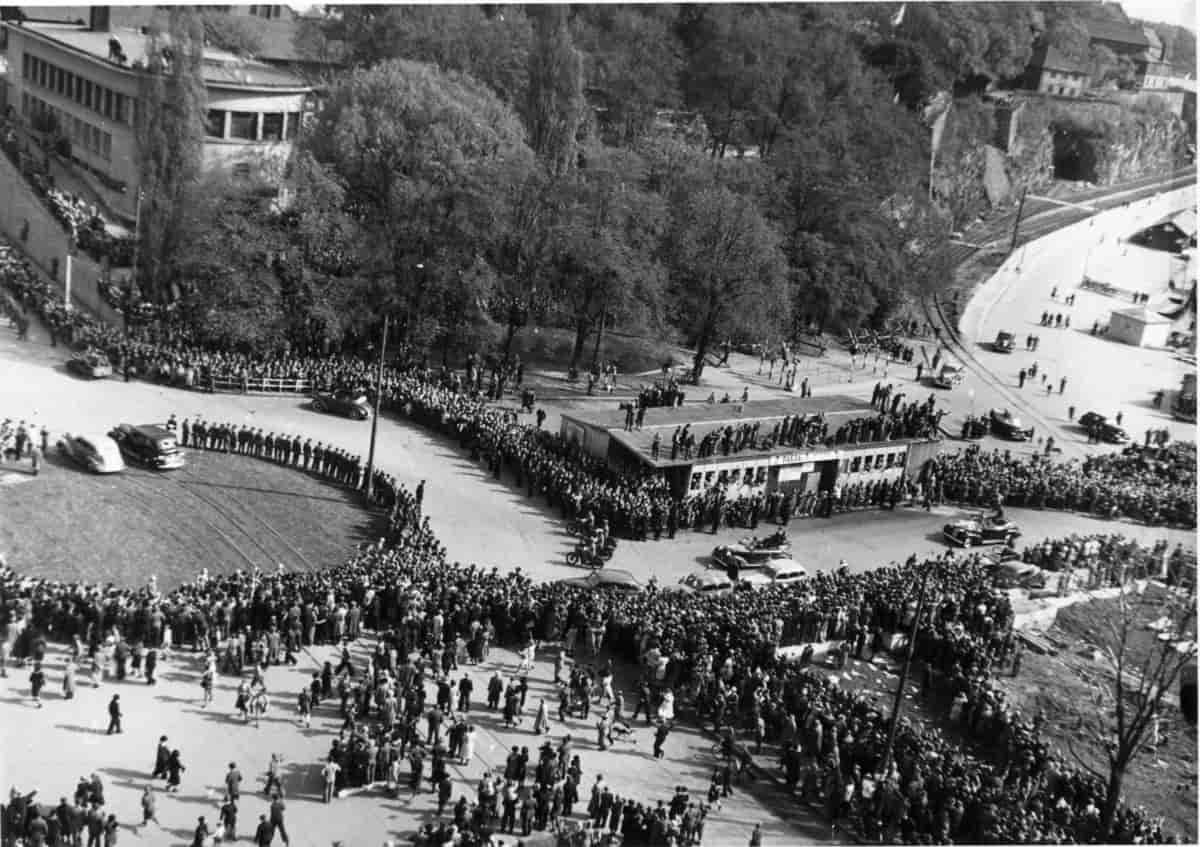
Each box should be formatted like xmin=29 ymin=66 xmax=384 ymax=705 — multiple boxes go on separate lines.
xmin=105 ymin=694 xmax=122 ymax=734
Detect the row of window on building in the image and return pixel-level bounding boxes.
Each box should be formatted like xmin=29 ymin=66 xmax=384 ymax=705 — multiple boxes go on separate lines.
xmin=22 ymin=52 xmax=132 ymax=125
xmin=205 ymin=108 xmax=300 ymax=142
xmin=23 ymin=92 xmax=112 ymax=161
xmin=687 ymin=450 xmax=906 ymax=492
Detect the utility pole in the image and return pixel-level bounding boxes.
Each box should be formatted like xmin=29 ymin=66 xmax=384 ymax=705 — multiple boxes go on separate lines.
xmin=591 ymin=300 xmax=608 ymax=371
xmin=364 ymin=314 xmax=388 ymax=503
xmin=879 ymin=562 xmax=933 ymax=780
xmin=1010 ymin=187 xmax=1028 ymax=252
xmin=126 ymin=188 xmax=143 ymax=342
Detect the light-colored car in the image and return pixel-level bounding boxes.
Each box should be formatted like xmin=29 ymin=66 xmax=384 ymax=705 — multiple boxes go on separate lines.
xmin=741 ymin=559 xmax=808 ymax=589
xmin=670 ymin=571 xmax=735 ymax=596
xmin=58 ymin=431 xmax=125 ymax=473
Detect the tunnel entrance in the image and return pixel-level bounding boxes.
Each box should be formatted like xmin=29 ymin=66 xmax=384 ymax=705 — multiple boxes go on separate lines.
xmin=1052 ymin=126 xmax=1100 ymax=182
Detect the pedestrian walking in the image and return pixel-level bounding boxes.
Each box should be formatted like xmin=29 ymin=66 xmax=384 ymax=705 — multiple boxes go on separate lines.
xmin=254 ymin=814 xmax=275 ymax=847
xmin=30 ymin=662 xmax=45 ymax=708
xmin=106 ymin=694 xmax=122 ymax=734
xmin=139 ymin=786 xmax=159 ymax=830
xmin=269 ymin=794 xmax=289 ymax=844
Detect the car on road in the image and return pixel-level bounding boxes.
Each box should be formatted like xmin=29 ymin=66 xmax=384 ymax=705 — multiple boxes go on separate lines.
xmin=931 ymin=363 xmax=964 ymax=389
xmin=943 ymin=512 xmax=1021 ymax=547
xmin=108 ymin=424 xmax=185 ymax=470
xmin=711 ymin=544 xmax=793 ymax=571
xmin=66 ymin=350 xmax=113 ymax=379
xmin=1077 ymin=412 xmax=1130 ymax=444
xmin=740 ymin=559 xmax=808 ymax=589
xmin=988 ymin=409 xmax=1034 ymax=441
xmin=311 ymin=388 xmax=371 ymax=420
xmin=668 ymin=571 xmax=735 ymax=597
xmin=555 ymin=568 xmax=642 ymax=593
xmin=992 ymin=331 xmax=1016 ymax=353
xmin=57 ymin=431 xmax=125 ymax=473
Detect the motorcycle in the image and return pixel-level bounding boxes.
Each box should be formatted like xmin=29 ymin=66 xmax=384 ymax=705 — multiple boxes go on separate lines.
xmin=566 ymin=545 xmax=610 ymax=569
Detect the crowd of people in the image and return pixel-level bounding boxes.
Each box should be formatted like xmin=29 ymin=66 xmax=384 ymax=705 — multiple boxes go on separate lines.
xmin=926 ymin=443 xmax=1196 ymax=528
xmin=0 ymin=414 xmax=1186 ymax=847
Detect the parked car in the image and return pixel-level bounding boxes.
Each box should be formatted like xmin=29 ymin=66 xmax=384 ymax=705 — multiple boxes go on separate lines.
xmin=943 ymin=512 xmax=1021 ymax=547
xmin=108 ymin=424 xmax=185 ymax=470
xmin=311 ymin=388 xmax=371 ymax=420
xmin=988 ymin=409 xmax=1034 ymax=441
xmin=1078 ymin=412 xmax=1130 ymax=444
xmin=669 ymin=571 xmax=735 ymax=596
xmin=57 ymin=431 xmax=125 ymax=473
xmin=66 ymin=350 xmax=113 ymax=379
xmin=992 ymin=331 xmax=1015 ymax=353
xmin=555 ymin=569 xmax=642 ymax=593
xmin=741 ymin=559 xmax=808 ymax=589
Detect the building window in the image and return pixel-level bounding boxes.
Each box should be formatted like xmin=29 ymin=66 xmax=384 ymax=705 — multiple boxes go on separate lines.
xmin=232 ymin=162 xmax=252 ymax=181
xmin=103 ymin=88 xmax=114 ymax=119
xmin=114 ymin=92 xmax=126 ymax=123
xmin=690 ymin=474 xmax=701 ymax=491
xmin=284 ymin=111 xmax=300 ymax=141
xmin=22 ymin=53 xmax=30 ymax=80
xmin=102 ymin=133 xmax=112 ymax=161
xmin=74 ymin=75 xmax=83 ymax=103
xmin=21 ymin=93 xmax=29 ymax=116
xmin=38 ymin=59 xmax=47 ymax=88
xmin=205 ymin=109 xmax=226 ymax=138
xmin=261 ymin=112 xmax=284 ymax=141
xmin=229 ymin=111 xmax=257 ymax=140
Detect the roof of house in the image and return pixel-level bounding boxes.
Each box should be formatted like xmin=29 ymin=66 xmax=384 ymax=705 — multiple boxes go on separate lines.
xmin=1112 ymin=306 xmax=1173 ymax=324
xmin=1029 ymin=43 xmax=1089 ymax=76
xmin=10 ymin=20 xmax=310 ymax=89
xmin=1087 ymin=19 xmax=1152 ymax=48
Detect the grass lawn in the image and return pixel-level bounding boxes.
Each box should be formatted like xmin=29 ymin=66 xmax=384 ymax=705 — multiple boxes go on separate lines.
xmin=0 ymin=450 xmax=384 ymax=591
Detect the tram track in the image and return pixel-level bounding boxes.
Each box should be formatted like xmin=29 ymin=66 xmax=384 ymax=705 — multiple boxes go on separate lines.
xmin=925 ymin=167 xmax=1196 ymax=454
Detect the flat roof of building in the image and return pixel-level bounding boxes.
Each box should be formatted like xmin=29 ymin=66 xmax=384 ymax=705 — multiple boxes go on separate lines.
xmin=563 ymin=394 xmax=917 ymax=469
xmin=10 ymin=21 xmax=310 ymax=89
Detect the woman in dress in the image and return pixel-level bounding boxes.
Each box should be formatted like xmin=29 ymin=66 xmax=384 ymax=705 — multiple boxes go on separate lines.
xmin=166 ymin=750 xmax=186 ymax=793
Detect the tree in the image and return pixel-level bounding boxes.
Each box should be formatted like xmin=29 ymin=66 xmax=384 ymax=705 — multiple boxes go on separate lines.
xmin=1078 ymin=579 xmax=1198 ymax=840
xmin=135 ymin=6 xmax=206 ymax=303
xmin=307 ymin=58 xmax=533 ymax=347
xmin=199 ymin=9 xmax=265 ymax=56
xmin=547 ymin=144 xmax=667 ymax=372
xmin=668 ymin=186 xmax=788 ymax=381
xmin=523 ymin=6 xmax=587 ymax=175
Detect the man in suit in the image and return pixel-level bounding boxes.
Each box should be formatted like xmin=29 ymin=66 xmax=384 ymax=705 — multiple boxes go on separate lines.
xmin=106 ymin=695 xmax=122 ymax=734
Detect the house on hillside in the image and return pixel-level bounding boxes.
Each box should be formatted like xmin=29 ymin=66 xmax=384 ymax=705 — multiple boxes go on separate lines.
xmin=1 ymin=7 xmax=315 ymax=217
xmin=1024 ymin=43 xmax=1090 ymax=96
xmin=1086 ymin=19 xmax=1173 ymax=89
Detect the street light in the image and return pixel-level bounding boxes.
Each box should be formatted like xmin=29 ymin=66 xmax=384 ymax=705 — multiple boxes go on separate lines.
xmin=363 ymin=313 xmax=389 ymax=503
xmin=879 ymin=561 xmax=934 ymax=780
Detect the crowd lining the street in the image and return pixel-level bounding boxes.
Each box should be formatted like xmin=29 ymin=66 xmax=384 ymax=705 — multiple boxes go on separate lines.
xmin=0 ymin=408 xmax=1187 ymax=844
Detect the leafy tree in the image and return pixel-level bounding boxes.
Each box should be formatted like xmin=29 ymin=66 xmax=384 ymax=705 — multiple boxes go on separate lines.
xmin=523 ymin=6 xmax=587 ymax=175
xmin=199 ymin=9 xmax=265 ymax=56
xmin=571 ymin=6 xmax=683 ymax=145
xmin=307 ymin=58 xmax=533 ymax=348
xmin=135 ymin=6 xmax=206 ymax=302
xmin=319 ymin=5 xmax=531 ymax=103
xmin=547 ymin=144 xmax=667 ymax=372
xmin=668 ymin=186 xmax=788 ymax=381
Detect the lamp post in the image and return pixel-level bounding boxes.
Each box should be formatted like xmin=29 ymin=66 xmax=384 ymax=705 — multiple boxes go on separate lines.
xmin=879 ymin=561 xmax=933 ymax=780
xmin=364 ymin=313 xmax=389 ymax=503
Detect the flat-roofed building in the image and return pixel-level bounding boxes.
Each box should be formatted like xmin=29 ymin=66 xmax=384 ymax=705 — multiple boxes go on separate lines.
xmin=1 ymin=7 xmax=312 ymax=216
xmin=560 ymin=395 xmax=942 ymax=500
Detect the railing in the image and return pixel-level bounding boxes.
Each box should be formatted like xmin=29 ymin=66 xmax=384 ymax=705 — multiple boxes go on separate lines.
xmin=153 ymin=371 xmax=315 ymax=395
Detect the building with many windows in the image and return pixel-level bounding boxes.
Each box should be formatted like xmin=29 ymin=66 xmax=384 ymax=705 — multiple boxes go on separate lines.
xmin=1 ymin=7 xmax=313 ymax=217
xmin=559 ymin=396 xmax=942 ymax=500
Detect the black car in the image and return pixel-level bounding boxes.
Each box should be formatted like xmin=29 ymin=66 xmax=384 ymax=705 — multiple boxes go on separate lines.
xmin=1078 ymin=412 xmax=1129 ymax=444
xmin=66 ymin=350 xmax=113 ymax=379
xmin=943 ymin=513 xmax=1021 ymax=547
xmin=108 ymin=424 xmax=186 ymax=470
xmin=311 ymin=389 xmax=371 ymax=420
xmin=988 ymin=409 xmax=1034 ymax=441
xmin=992 ymin=331 xmax=1015 ymax=353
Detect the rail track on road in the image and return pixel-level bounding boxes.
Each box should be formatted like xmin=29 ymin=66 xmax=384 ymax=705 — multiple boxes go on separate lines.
xmin=924 ymin=167 xmax=1197 ymax=457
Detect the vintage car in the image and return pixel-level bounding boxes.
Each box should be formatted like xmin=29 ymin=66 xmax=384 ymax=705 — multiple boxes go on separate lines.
xmin=931 ymin=363 xmax=965 ymax=389
xmin=1078 ymin=412 xmax=1130 ymax=444
xmin=667 ymin=570 xmax=735 ymax=597
xmin=961 ymin=415 xmax=989 ymax=440
xmin=555 ymin=568 xmax=642 ymax=593
xmin=712 ymin=544 xmax=794 ymax=571
xmin=108 ymin=424 xmax=185 ymax=470
xmin=982 ymin=551 xmax=1047 ymax=589
xmin=992 ymin=331 xmax=1016 ymax=353
xmin=57 ymin=431 xmax=125 ymax=474
xmin=740 ymin=559 xmax=809 ymax=589
xmin=311 ymin=388 xmax=371 ymax=420
xmin=943 ymin=513 xmax=1021 ymax=547
xmin=988 ymin=409 xmax=1034 ymax=441
xmin=66 ymin=349 xmax=113 ymax=379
